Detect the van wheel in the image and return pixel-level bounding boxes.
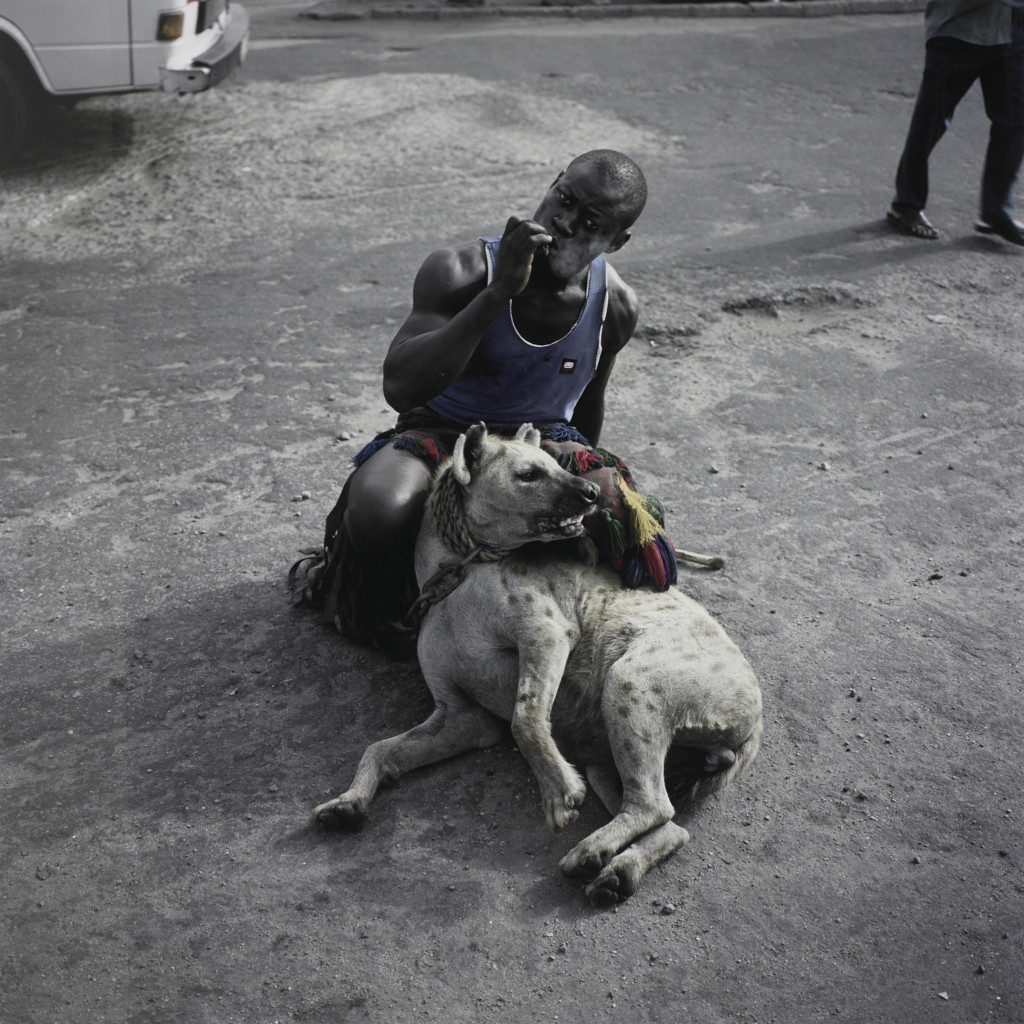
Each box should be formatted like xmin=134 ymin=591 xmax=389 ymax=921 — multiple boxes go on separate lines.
xmin=0 ymin=54 xmax=35 ymax=169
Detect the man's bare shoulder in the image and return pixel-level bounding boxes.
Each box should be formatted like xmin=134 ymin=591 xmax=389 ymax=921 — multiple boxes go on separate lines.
xmin=408 ymin=239 xmax=490 ymax=316
xmin=417 ymin=239 xmax=489 ymax=289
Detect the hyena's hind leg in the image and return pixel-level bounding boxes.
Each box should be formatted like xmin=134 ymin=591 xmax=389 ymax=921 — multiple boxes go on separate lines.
xmin=563 ymin=763 xmax=690 ymax=907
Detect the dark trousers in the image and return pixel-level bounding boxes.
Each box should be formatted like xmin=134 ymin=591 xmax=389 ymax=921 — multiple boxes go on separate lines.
xmin=893 ymin=36 xmax=1024 ymax=223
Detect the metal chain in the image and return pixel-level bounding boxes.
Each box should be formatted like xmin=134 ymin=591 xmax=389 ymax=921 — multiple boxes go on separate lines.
xmin=402 ymin=464 xmax=512 ymax=629
xmin=403 ymin=545 xmax=484 ymax=628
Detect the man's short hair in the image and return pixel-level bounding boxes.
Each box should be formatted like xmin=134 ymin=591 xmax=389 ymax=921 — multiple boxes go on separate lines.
xmin=568 ymin=150 xmax=648 ymax=229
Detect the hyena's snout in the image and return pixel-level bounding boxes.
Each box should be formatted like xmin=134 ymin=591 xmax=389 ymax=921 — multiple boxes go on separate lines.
xmin=556 ymin=474 xmax=598 ymax=516
xmin=527 ymin=472 xmax=600 ymax=541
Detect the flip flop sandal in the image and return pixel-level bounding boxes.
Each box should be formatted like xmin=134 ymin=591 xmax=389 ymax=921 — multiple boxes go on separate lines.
xmin=887 ymin=207 xmax=939 ymax=240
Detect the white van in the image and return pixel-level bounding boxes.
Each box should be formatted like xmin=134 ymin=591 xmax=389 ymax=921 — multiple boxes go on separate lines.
xmin=0 ymin=0 xmax=249 ymax=166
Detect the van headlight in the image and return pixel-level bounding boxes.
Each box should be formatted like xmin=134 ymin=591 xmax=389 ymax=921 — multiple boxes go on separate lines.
xmin=157 ymin=13 xmax=185 ymax=41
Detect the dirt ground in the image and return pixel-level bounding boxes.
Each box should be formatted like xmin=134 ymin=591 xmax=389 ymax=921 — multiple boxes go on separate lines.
xmin=1 ymin=9 xmax=1022 ymax=1024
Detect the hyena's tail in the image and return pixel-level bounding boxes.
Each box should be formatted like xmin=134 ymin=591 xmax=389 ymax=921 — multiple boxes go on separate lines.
xmin=667 ymin=715 xmax=763 ymax=811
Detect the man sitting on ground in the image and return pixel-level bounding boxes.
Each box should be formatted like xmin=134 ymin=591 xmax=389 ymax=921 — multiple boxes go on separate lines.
xmin=294 ymin=149 xmax=678 ymax=658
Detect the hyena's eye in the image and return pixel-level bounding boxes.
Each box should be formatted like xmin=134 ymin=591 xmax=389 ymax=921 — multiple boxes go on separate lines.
xmin=517 ymin=468 xmax=541 ymax=483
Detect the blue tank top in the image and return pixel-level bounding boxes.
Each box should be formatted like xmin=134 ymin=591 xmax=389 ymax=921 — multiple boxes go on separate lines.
xmin=427 ymin=237 xmax=608 ymax=428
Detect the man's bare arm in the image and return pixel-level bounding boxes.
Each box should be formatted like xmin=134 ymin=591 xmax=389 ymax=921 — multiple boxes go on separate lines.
xmin=382 ymin=246 xmax=500 ymax=413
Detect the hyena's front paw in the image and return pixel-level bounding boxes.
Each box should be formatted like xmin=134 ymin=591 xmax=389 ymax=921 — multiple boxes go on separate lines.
xmin=312 ymin=795 xmax=367 ymax=831
xmin=541 ymin=771 xmax=587 ymax=831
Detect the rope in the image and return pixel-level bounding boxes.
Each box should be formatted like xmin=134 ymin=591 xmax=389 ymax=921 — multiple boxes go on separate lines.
xmin=403 ymin=463 xmax=510 ymax=627
xmin=429 ymin=464 xmax=510 ymax=563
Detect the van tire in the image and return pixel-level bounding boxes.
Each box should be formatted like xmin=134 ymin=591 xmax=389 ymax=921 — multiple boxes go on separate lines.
xmin=0 ymin=50 xmax=37 ymax=169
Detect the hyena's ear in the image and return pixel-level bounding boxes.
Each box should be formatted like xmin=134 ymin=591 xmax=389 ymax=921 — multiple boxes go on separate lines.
xmin=514 ymin=423 xmax=541 ymax=448
xmin=452 ymin=423 xmax=488 ymax=485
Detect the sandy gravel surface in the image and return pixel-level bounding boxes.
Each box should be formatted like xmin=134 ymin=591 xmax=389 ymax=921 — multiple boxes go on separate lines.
xmin=1 ymin=11 xmax=1022 ymax=1024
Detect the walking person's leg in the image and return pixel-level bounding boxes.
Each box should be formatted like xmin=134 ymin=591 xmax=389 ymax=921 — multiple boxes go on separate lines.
xmin=975 ymin=41 xmax=1024 ymax=244
xmin=890 ymin=40 xmax=979 ymax=237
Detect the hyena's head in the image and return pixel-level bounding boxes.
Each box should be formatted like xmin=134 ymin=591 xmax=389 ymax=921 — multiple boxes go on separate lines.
xmin=450 ymin=423 xmax=598 ymax=551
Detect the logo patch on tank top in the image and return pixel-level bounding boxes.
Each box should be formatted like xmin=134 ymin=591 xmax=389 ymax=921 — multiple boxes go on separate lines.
xmin=559 ymin=359 xmax=577 ymax=374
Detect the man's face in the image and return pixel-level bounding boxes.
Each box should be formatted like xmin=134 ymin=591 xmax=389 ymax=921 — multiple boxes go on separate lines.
xmin=532 ymin=162 xmax=631 ymax=281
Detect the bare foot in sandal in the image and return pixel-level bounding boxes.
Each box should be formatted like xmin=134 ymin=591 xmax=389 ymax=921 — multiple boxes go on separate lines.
xmin=887 ymin=206 xmax=939 ymax=240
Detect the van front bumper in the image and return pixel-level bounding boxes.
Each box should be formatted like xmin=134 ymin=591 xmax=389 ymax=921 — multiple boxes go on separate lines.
xmin=160 ymin=3 xmax=249 ymax=94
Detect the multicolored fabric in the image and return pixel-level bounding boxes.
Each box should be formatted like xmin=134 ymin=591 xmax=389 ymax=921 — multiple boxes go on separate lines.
xmin=292 ymin=410 xmax=677 ymax=659
xmin=353 ymin=409 xmax=677 ymax=590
